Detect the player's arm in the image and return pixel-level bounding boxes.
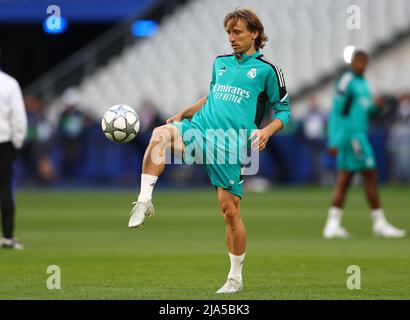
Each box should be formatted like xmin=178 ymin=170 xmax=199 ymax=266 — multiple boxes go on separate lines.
xmin=250 ymin=67 xmax=291 ymax=151
xmin=166 ymin=96 xmax=207 ymax=123
xmin=9 ymin=79 xmax=27 ymax=149
xmin=369 ymin=96 xmax=385 ymax=115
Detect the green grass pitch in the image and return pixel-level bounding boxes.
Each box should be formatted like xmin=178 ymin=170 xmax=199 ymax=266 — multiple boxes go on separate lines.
xmin=0 ymin=186 xmax=409 ymax=299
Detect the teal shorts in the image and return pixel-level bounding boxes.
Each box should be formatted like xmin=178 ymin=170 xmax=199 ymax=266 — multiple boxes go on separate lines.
xmin=336 ymin=134 xmax=376 ymax=172
xmin=172 ymin=120 xmax=244 ymax=198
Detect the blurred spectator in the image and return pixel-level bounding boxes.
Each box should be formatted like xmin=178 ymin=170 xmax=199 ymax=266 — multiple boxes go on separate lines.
xmin=20 ymin=95 xmax=55 ymax=184
xmin=57 ymin=88 xmax=91 ymax=181
xmin=302 ymin=96 xmax=327 ymax=184
xmin=388 ymin=93 xmax=410 ymax=184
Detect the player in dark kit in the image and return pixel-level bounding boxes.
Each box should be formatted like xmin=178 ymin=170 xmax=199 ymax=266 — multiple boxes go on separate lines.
xmin=0 ymin=70 xmax=27 ymax=249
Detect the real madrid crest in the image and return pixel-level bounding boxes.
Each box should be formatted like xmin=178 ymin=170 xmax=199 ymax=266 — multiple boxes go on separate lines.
xmin=247 ymin=68 xmax=257 ymax=79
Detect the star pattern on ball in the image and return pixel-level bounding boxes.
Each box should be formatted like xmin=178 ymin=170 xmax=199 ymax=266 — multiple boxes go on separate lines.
xmin=104 ymin=117 xmax=118 ymax=136
xmin=114 ymin=105 xmax=128 ymax=118
xmin=124 ymin=117 xmax=137 ymax=135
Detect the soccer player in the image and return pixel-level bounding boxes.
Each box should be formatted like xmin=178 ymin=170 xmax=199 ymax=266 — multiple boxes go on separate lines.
xmin=128 ymin=8 xmax=291 ymax=293
xmin=0 ymin=69 xmax=27 ymax=249
xmin=323 ymin=48 xmax=406 ymax=239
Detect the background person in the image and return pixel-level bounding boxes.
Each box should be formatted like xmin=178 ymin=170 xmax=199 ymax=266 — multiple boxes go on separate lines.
xmin=0 ymin=69 xmax=27 ymax=249
xmin=323 ymin=48 xmax=406 ymax=239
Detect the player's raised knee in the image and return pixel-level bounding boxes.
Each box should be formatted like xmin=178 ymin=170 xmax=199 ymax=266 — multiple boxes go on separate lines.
xmin=151 ymin=126 xmax=172 ymax=145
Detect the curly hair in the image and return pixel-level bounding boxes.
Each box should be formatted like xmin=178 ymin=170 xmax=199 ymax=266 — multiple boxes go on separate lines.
xmin=223 ymin=8 xmax=268 ymax=50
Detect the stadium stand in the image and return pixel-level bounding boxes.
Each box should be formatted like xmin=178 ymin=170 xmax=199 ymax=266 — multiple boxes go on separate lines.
xmin=294 ymin=33 xmax=410 ymax=119
xmin=20 ymin=0 xmax=410 ymax=186
xmin=38 ymin=0 xmax=410 ymax=119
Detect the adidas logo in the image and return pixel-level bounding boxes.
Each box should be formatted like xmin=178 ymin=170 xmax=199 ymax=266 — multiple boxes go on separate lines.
xmin=219 ymin=66 xmax=227 ymax=76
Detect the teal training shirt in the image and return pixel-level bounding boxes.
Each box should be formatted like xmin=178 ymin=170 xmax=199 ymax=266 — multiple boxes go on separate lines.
xmin=328 ymin=70 xmax=379 ymax=148
xmin=190 ymin=51 xmax=291 ymax=134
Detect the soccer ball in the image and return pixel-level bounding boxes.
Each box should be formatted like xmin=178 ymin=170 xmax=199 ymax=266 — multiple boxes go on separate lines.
xmin=101 ymin=105 xmax=140 ymax=143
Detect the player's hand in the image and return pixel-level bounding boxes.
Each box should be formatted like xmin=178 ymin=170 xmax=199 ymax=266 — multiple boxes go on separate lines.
xmin=166 ymin=113 xmax=183 ymax=124
xmin=374 ymin=96 xmax=385 ymax=109
xmin=328 ymin=148 xmax=338 ymax=157
xmin=249 ymin=129 xmax=270 ymax=151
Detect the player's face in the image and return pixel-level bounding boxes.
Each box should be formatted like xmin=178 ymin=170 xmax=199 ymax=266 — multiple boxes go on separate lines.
xmin=351 ymin=54 xmax=369 ymax=75
xmin=225 ymin=19 xmax=258 ymax=55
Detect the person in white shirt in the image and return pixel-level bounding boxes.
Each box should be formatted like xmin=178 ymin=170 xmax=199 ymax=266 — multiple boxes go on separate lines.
xmin=0 ymin=70 xmax=27 ymax=249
